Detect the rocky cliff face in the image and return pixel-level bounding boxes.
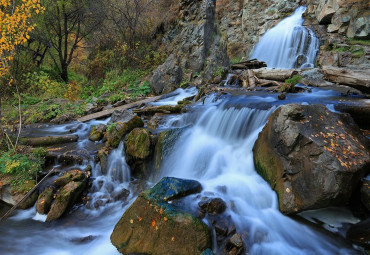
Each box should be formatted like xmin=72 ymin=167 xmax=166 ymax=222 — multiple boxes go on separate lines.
xmin=150 ymin=0 xmax=369 ymax=93
xmin=150 ymin=0 xmax=230 ymax=95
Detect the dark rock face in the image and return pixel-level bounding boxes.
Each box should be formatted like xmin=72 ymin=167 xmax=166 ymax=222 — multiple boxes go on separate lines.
xmin=110 ymin=177 xmax=210 ymax=255
xmin=346 ymin=218 xmax=370 ymax=249
xmin=253 ymin=104 xmax=370 ymax=214
xmin=149 ymin=0 xmax=229 ymax=94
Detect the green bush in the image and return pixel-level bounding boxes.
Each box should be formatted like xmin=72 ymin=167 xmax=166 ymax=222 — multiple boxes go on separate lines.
xmin=0 ymin=150 xmax=44 ymax=192
xmin=281 ymin=75 xmax=302 ymax=92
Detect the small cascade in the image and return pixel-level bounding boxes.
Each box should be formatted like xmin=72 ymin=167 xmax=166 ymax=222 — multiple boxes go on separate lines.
xmin=250 ymin=6 xmax=319 ymax=69
xmin=158 ymin=102 xmax=357 ymax=254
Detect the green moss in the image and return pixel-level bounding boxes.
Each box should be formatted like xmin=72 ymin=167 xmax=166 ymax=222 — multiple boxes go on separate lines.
xmin=348 ymin=38 xmax=370 ymax=46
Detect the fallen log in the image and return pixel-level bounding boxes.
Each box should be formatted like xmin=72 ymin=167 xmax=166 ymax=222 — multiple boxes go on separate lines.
xmin=322 ymin=66 xmax=370 ymax=93
xmin=257 ymin=79 xmax=284 ymax=87
xmin=231 ymin=59 xmax=267 ymax=70
xmin=252 ymin=68 xmax=300 ymax=82
xmin=248 ymin=70 xmax=256 ymax=89
xmin=20 ymin=135 xmax=79 ymax=147
xmin=133 ymin=105 xmax=184 ymax=115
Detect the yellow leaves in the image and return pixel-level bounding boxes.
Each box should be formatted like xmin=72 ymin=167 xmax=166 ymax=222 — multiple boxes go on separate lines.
xmin=0 ymin=0 xmax=43 ymax=77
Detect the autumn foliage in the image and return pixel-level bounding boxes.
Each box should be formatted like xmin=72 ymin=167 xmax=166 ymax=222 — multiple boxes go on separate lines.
xmin=0 ymin=0 xmax=44 ymax=77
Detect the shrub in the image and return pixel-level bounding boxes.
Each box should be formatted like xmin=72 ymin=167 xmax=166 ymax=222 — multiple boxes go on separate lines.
xmin=281 ymin=75 xmax=302 ymax=92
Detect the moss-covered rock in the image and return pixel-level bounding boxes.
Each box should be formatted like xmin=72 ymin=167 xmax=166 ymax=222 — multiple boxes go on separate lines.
xmin=36 ymin=187 xmax=54 ymax=215
xmin=88 ymin=125 xmax=106 ymax=142
xmin=54 ymin=169 xmax=86 ymax=187
xmin=46 ymin=180 xmax=87 ymax=222
xmin=125 ymin=128 xmax=152 ymax=160
xmin=97 ymin=148 xmax=109 ymax=175
xmin=111 ymin=177 xmax=210 ymax=255
xmin=18 ymin=191 xmax=39 ymax=210
xmin=154 ymin=128 xmax=183 ymax=175
xmin=105 ymin=116 xmax=144 ymax=148
xmin=253 ymin=104 xmax=370 ymax=214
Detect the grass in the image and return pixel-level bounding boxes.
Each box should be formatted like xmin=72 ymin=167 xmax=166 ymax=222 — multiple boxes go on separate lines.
xmin=347 ymin=39 xmax=370 ymax=46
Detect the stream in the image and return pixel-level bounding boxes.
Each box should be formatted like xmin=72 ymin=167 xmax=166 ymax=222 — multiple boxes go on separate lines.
xmin=0 ymin=86 xmax=367 ymax=254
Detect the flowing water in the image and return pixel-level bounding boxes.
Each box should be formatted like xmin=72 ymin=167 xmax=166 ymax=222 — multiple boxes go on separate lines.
xmin=250 ymin=6 xmax=319 ymax=68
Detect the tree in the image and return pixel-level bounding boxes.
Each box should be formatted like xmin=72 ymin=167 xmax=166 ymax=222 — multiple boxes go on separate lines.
xmin=34 ymin=0 xmax=104 ymax=82
xmin=0 ymin=0 xmax=44 ymax=147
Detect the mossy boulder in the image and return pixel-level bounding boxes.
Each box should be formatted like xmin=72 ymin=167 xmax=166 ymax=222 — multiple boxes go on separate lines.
xmin=46 ymin=180 xmax=87 ymax=221
xmin=18 ymin=191 xmax=39 ymax=210
xmin=88 ymin=124 xmax=106 ymax=142
xmin=54 ymin=169 xmax=86 ymax=187
xmin=105 ymin=116 xmax=144 ymax=148
xmin=125 ymin=128 xmax=152 ymax=160
xmin=253 ymin=104 xmax=370 ymax=214
xmin=36 ymin=187 xmax=54 ymax=215
xmin=125 ymin=128 xmax=153 ymax=178
xmin=111 ymin=177 xmax=210 ymax=255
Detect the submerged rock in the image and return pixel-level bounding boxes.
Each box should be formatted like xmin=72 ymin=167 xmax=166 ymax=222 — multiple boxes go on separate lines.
xmin=198 ymin=197 xmax=227 ymax=215
xmin=253 ymin=104 xmax=370 ymax=214
xmin=111 ymin=177 xmax=210 ymax=255
xmin=346 ymin=218 xmax=370 ymax=249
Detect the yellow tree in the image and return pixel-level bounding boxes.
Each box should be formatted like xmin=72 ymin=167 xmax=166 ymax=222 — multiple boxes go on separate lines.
xmin=0 ymin=0 xmax=44 ymax=147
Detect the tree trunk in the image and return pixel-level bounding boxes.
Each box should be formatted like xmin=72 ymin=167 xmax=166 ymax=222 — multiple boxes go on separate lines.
xmin=61 ymin=65 xmax=68 ymax=83
xmin=252 ymin=68 xmax=300 ymax=82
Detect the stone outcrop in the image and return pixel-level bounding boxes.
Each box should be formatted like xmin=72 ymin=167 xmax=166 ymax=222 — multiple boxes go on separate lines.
xmin=111 ymin=177 xmax=211 ymax=255
xmin=36 ymin=187 xmax=54 ymax=215
xmin=150 ymin=0 xmax=229 ymax=94
xmin=253 ymin=104 xmax=370 ymax=214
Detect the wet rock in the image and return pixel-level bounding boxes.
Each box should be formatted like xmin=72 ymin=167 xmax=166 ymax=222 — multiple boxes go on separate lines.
xmin=125 ymin=128 xmax=152 ymax=160
xmin=199 ymin=197 xmax=227 ymax=215
xmin=278 ymin=93 xmax=286 ymax=100
xmin=361 ymin=179 xmax=370 ymax=211
xmin=36 ymin=187 xmax=54 ymax=215
xmin=105 ymin=116 xmax=144 ymax=148
xmin=253 ymin=104 xmax=370 ymax=214
xmin=346 ymin=218 xmax=370 ymax=249
xmin=125 ymin=128 xmax=153 ymax=178
xmin=18 ymin=191 xmax=39 ymax=210
xmin=97 ymin=148 xmax=109 ymax=174
xmin=226 ymin=233 xmax=244 ymax=255
xmin=201 ymin=248 xmax=214 ymax=255
xmin=108 ymin=110 xmax=136 ymax=125
xmin=88 ymin=124 xmax=106 ymax=142
xmin=111 ymin=177 xmax=210 ymax=255
xmin=154 ymin=128 xmax=184 ymax=176
xmin=71 ymin=235 xmax=97 ymax=244
xmin=54 ymin=169 xmax=86 ymax=187
xmin=46 ymin=180 xmax=87 ymax=221
xmin=111 ymin=188 xmax=130 ymax=202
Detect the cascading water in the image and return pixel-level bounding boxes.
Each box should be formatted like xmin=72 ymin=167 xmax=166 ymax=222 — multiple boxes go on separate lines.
xmin=158 ymin=103 xmax=358 ymax=255
xmin=250 ymin=6 xmax=319 ymax=69
xmin=0 ymin=87 xmax=364 ymax=254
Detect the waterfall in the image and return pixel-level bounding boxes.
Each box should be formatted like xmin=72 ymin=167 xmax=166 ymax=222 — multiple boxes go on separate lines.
xmin=158 ymin=103 xmax=357 ymax=255
xmin=250 ymin=6 xmax=319 ymax=69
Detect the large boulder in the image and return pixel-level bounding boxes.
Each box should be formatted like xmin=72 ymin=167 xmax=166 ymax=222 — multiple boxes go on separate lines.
xmin=88 ymin=124 xmax=106 ymax=142
xmin=105 ymin=116 xmax=144 ymax=148
xmin=46 ymin=180 xmax=87 ymax=221
xmin=253 ymin=104 xmax=370 ymax=214
xmin=54 ymin=169 xmax=86 ymax=187
xmin=111 ymin=177 xmax=210 ymax=255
